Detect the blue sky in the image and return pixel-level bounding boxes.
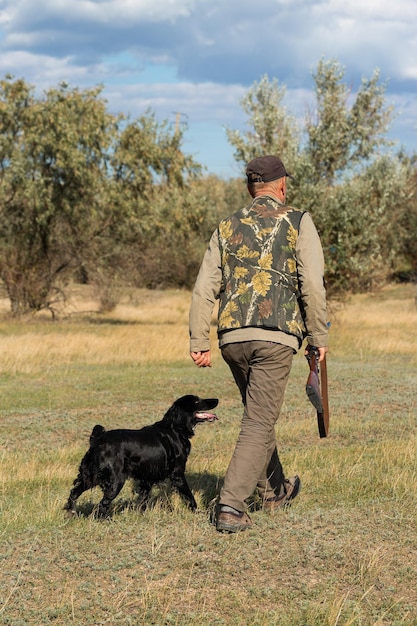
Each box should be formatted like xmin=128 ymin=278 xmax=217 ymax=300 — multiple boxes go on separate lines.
xmin=0 ymin=0 xmax=416 ymax=178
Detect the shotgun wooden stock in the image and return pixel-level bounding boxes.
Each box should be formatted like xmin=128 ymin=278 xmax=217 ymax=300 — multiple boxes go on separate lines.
xmin=306 ymin=346 xmax=329 ymax=438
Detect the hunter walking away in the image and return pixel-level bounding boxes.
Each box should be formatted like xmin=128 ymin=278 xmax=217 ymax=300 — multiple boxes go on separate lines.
xmin=189 ymin=155 xmax=328 ymax=532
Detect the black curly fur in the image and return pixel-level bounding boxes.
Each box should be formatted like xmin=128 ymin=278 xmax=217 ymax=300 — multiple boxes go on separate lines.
xmin=64 ymin=395 xmax=218 ymax=518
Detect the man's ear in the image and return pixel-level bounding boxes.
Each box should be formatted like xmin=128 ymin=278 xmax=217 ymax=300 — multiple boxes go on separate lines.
xmin=278 ymin=176 xmax=286 ymax=200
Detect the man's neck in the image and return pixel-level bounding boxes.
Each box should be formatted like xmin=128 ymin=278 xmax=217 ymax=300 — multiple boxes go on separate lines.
xmin=251 ymin=179 xmax=286 ymax=203
xmin=253 ymin=190 xmax=285 ymax=204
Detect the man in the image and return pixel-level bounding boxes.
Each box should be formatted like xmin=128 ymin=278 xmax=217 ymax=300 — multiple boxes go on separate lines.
xmin=189 ymin=155 xmax=328 ymax=532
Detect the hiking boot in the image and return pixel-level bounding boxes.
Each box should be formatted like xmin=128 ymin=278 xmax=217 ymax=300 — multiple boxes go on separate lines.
xmin=263 ymin=475 xmax=301 ymax=511
xmin=216 ymin=509 xmax=252 ymax=533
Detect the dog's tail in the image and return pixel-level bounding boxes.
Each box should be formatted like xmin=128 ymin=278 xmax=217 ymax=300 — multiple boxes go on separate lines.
xmin=74 ymin=426 xmax=106 ymax=491
xmin=89 ymin=424 xmax=106 ymax=447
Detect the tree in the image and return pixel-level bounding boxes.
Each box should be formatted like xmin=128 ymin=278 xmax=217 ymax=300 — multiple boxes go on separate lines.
xmin=305 ymin=59 xmax=395 ymax=185
xmin=226 ymin=74 xmax=301 ymax=173
xmin=395 ymin=154 xmax=417 ymax=279
xmin=226 ymin=61 xmax=414 ymax=295
xmin=107 ymin=112 xmax=203 ymax=290
xmin=0 ymin=77 xmax=118 ymax=315
xmin=302 ymin=60 xmax=411 ymax=293
xmin=0 ymin=77 xmax=205 ymax=314
xmin=318 ymin=156 xmax=414 ymax=293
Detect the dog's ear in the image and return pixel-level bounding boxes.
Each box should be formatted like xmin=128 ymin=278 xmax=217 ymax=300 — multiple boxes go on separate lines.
xmin=163 ymin=402 xmax=185 ymax=426
xmin=164 ymin=397 xmax=197 ymax=435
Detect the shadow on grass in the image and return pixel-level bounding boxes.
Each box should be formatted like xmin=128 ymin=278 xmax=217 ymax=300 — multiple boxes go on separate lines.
xmin=66 ymin=472 xmax=224 ymax=520
xmin=65 ymin=472 xmax=268 ymax=521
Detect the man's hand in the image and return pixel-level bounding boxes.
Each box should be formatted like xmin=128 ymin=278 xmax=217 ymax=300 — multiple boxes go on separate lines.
xmin=304 ymin=345 xmax=328 ymax=363
xmin=190 ymin=350 xmax=212 ymax=368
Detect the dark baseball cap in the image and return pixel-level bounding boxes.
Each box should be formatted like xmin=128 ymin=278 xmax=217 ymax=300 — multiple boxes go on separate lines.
xmin=246 ymin=155 xmax=293 ymax=183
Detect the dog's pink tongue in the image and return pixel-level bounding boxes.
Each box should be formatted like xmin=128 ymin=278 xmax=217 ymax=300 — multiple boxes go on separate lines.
xmin=196 ymin=411 xmax=218 ymax=422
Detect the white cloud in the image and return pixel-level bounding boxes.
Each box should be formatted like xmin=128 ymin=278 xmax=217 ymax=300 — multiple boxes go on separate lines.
xmin=0 ymin=0 xmax=416 ymax=174
xmin=0 ymin=0 xmax=197 ymax=27
xmin=0 ymin=50 xmax=90 ymax=87
xmin=105 ymin=81 xmax=246 ymax=124
xmin=1 ymin=0 xmax=416 ymax=88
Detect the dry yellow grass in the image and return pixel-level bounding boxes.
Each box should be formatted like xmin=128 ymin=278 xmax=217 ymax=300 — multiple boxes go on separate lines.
xmin=0 ymin=326 xmax=192 ymax=374
xmin=0 ymin=287 xmax=220 ymax=374
xmin=326 ymin=283 xmax=417 ymax=360
xmin=1 ymin=283 xmax=416 ymax=376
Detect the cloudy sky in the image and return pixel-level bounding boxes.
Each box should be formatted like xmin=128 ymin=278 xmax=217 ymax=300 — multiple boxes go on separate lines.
xmin=0 ymin=0 xmax=416 ymax=178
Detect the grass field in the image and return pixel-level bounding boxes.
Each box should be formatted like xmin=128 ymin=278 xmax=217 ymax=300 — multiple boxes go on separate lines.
xmin=0 ymin=283 xmax=416 ymax=625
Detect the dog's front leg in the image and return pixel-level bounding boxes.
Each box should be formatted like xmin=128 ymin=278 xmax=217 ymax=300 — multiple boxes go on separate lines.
xmin=134 ymin=480 xmax=152 ymax=511
xmin=171 ymin=474 xmax=197 ymax=511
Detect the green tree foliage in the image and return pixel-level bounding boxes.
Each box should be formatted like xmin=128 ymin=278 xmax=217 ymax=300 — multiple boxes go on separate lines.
xmin=226 ymin=74 xmax=301 ymax=171
xmin=316 ymin=157 xmax=413 ymax=293
xmin=108 ymin=113 xmax=203 ymax=290
xmin=227 ymin=61 xmax=416 ymax=295
xmin=306 ymin=59 xmax=395 ymax=185
xmin=0 ymin=77 xmax=118 ymax=315
xmin=1 ymin=61 xmax=415 ymax=314
xmin=0 ymin=77 xmax=204 ymax=314
xmin=395 ymin=155 xmax=417 ymax=279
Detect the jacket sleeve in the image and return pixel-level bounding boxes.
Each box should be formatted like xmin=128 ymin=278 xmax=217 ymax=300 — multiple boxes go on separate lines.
xmin=189 ymin=229 xmax=222 ymax=353
xmin=296 ymin=213 xmax=329 ymax=348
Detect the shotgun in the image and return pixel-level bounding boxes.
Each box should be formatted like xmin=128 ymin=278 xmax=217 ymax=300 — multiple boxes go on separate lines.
xmin=305 ymin=345 xmax=329 ymax=438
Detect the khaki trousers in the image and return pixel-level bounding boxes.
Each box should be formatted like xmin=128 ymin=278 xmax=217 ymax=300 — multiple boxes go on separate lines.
xmin=219 ymin=341 xmax=294 ymax=512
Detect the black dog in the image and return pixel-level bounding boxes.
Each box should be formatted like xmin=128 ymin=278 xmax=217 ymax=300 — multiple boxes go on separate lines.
xmin=64 ymin=395 xmax=218 ymax=518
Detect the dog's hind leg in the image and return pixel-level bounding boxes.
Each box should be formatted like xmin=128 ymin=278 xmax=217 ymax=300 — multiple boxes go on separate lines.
xmin=96 ymin=478 xmax=126 ymax=519
xmin=64 ymin=473 xmax=90 ymax=517
xmin=64 ymin=449 xmax=97 ymax=517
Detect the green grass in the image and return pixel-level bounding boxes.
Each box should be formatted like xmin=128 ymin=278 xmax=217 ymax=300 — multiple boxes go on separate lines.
xmin=1 ymin=285 xmax=416 ymax=625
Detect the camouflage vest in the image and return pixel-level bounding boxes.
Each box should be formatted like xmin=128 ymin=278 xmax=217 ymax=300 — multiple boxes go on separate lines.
xmin=217 ymin=196 xmax=306 ymax=344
